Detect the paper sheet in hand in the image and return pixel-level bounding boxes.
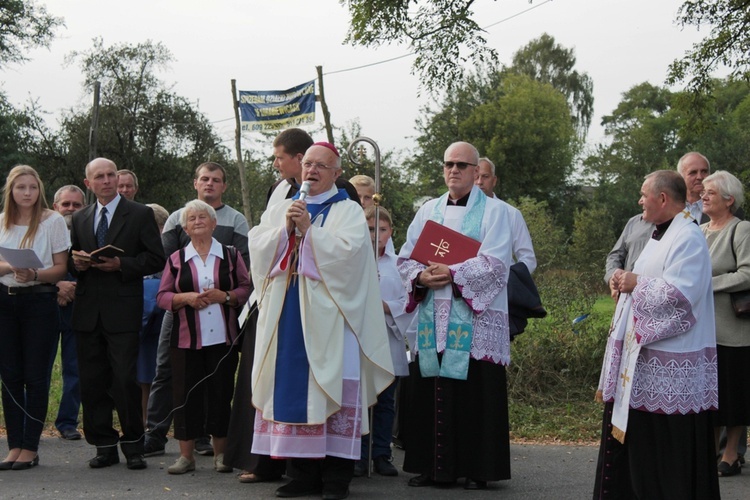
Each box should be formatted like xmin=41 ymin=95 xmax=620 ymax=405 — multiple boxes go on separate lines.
xmin=411 ymin=220 xmax=481 ymax=266
xmin=0 ymin=247 xmax=44 ymax=268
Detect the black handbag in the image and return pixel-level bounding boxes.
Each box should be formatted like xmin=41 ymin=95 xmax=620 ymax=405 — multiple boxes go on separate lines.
xmin=728 ymin=222 xmax=750 ymax=318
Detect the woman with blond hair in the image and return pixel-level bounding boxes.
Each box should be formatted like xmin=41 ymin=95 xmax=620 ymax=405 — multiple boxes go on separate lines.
xmin=0 ymin=165 xmax=69 ymax=470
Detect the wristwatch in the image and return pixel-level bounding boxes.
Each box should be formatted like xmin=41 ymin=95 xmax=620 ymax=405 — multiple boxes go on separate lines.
xmin=224 ymin=292 xmax=231 ymax=304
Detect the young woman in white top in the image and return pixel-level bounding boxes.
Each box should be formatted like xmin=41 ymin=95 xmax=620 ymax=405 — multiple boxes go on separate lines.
xmin=0 ymin=165 xmax=69 ymax=471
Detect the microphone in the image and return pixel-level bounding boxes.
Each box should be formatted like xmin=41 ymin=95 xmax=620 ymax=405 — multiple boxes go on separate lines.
xmin=298 ymin=181 xmax=311 ymax=201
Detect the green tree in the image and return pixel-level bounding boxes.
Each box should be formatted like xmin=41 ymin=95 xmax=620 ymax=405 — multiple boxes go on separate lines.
xmin=513 ymin=196 xmax=568 ymax=272
xmin=406 ymin=71 xmax=578 ymax=216
xmin=509 ymin=33 xmax=594 ymax=136
xmin=582 ymin=82 xmax=683 ymax=230
xmin=668 ymin=0 xmax=750 ymax=94
xmin=674 ymin=77 xmax=750 ymax=189
xmin=568 ymin=203 xmax=614 ymax=291
xmin=341 ymin=0 xmax=497 ymax=92
xmin=58 ymin=38 xmax=224 ymax=210
xmin=0 ymin=0 xmax=63 ymax=67
xmin=462 ymin=73 xmax=578 ymax=209
xmin=0 ymin=92 xmax=29 ymax=172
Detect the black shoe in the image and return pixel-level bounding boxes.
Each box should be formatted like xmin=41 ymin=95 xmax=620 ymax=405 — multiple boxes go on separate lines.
xmin=126 ymin=454 xmax=147 ymax=470
xmin=322 ymin=482 xmax=350 ymax=500
xmin=740 ymin=453 xmax=746 ymax=465
xmin=89 ymin=452 xmax=120 ymax=468
xmin=408 ymin=473 xmax=434 ymax=487
xmin=353 ymin=460 xmax=367 ymax=477
xmin=373 ymin=455 xmax=398 ymax=476
xmin=275 ymin=479 xmax=323 ymax=498
xmin=59 ymin=428 xmax=82 ymax=441
xmin=143 ymin=440 xmax=165 ymax=457
xmin=0 ymin=461 xmax=15 ymax=471
xmin=464 ymin=478 xmax=488 ymax=490
xmin=718 ymin=459 xmax=742 ymax=477
xmin=11 ymin=455 xmax=39 ymax=471
xmin=194 ymin=437 xmax=213 ymax=456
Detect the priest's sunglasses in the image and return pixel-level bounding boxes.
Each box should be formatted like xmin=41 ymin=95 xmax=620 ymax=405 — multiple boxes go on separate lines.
xmin=443 ymin=161 xmax=477 ymax=170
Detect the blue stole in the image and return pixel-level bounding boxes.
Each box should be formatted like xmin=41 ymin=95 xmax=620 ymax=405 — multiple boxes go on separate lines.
xmin=272 ymin=189 xmax=350 ymax=423
xmin=417 ymin=191 xmax=485 ymax=380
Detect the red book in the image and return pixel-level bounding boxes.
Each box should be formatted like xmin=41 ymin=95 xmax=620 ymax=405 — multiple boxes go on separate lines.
xmin=411 ymin=220 xmax=481 ymax=266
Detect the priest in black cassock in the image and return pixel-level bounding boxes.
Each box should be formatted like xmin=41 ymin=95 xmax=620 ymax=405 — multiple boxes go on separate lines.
xmin=398 ymin=141 xmax=514 ymax=490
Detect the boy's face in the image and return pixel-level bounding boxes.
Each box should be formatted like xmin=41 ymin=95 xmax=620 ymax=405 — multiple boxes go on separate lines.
xmin=367 ymin=217 xmax=392 ymax=255
xmin=356 ymin=185 xmax=375 ymax=208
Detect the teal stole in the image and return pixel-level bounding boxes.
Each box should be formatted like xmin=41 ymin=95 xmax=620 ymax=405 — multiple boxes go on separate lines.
xmin=417 ymin=191 xmax=485 ymax=380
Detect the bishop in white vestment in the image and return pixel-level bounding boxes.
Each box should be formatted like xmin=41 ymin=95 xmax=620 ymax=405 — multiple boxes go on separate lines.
xmin=248 ymin=143 xmax=393 ymax=499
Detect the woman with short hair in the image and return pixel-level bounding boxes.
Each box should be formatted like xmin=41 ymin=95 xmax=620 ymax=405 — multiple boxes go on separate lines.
xmin=701 ymin=170 xmax=750 ymax=477
xmin=156 ymin=199 xmax=250 ymax=475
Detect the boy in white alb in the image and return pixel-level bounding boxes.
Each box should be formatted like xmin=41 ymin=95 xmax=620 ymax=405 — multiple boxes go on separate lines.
xmin=356 ymin=206 xmax=413 ymax=477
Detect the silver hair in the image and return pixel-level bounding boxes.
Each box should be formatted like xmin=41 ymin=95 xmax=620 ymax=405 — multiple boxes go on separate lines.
xmin=180 ymin=199 xmax=217 ymax=227
xmin=703 ymin=170 xmax=745 ymax=214
xmin=478 ymin=157 xmax=496 ymax=175
xmin=676 ymin=151 xmax=710 ymax=175
xmin=445 ymin=142 xmax=480 ymax=165
xmin=53 ymin=184 xmax=85 ymax=205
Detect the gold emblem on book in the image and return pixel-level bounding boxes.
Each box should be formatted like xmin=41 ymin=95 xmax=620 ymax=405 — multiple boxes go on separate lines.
xmin=430 ymin=238 xmax=450 ymax=257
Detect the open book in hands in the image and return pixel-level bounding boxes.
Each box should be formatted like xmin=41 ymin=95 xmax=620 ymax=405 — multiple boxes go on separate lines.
xmin=72 ymin=245 xmax=125 ymax=264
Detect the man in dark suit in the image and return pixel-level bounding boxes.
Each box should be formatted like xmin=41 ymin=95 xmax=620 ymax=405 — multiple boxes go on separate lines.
xmin=70 ymin=157 xmax=165 ymax=470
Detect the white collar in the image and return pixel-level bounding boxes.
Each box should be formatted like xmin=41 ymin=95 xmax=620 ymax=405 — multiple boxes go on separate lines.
xmin=97 ymin=194 xmax=121 ymax=214
xmin=304 ymin=185 xmax=339 ymax=204
xmin=184 ymin=238 xmax=223 ymax=261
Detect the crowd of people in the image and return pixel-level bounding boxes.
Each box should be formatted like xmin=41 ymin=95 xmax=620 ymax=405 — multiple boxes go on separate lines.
xmin=599 ymin=152 xmax=749 ymax=499
xmin=0 ymin=131 xmax=746 ymax=499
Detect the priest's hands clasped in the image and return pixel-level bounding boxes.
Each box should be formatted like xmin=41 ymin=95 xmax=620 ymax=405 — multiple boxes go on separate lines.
xmin=418 ymin=261 xmax=452 ymax=289
xmin=286 ymin=200 xmax=311 ymax=236
xmin=610 ymin=269 xmax=637 ymax=294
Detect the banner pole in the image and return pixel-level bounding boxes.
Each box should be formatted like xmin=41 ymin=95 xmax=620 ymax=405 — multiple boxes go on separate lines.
xmin=230 ymin=78 xmax=253 ymax=226
xmin=316 ymin=66 xmax=335 ymax=144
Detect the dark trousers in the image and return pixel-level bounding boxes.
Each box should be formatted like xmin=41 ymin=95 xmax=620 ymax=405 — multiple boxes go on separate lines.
xmin=52 ymin=303 xmax=80 ymax=432
xmin=76 ymin=320 xmax=144 ymax=457
xmin=291 ymin=456 xmax=354 ymax=488
xmin=171 ymin=343 xmax=238 ymax=441
xmin=361 ymin=378 xmax=398 ymax=460
xmin=0 ymin=290 xmax=59 ymax=452
xmin=144 ymin=310 xmax=173 ymax=446
xmin=224 ymin=308 xmax=287 ymax=477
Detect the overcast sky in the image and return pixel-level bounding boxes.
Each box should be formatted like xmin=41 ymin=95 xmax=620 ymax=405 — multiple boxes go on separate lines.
xmin=1 ymin=0 xmax=706 ymax=162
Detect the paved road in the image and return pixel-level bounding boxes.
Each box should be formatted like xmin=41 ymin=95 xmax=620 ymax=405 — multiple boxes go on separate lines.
xmin=0 ymin=437 xmax=749 ymax=499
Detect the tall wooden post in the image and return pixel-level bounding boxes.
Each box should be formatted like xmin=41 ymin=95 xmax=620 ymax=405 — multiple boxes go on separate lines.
xmin=230 ymin=79 xmax=253 ymax=226
xmin=316 ymin=66 xmax=334 ymax=144
xmin=86 ymin=81 xmax=101 ymax=204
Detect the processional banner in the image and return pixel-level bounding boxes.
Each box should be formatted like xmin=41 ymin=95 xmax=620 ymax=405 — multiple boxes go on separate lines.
xmin=239 ymin=80 xmax=316 ymax=132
